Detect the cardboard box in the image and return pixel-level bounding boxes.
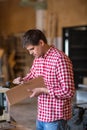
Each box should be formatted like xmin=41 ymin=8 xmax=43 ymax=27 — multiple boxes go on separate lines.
xmin=6 ymin=76 xmax=45 ymax=106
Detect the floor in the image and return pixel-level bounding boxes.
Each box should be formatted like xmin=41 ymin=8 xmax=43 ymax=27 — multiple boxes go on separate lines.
xmin=10 ymin=90 xmax=87 ymax=130
xmin=10 ymin=98 xmax=37 ymax=130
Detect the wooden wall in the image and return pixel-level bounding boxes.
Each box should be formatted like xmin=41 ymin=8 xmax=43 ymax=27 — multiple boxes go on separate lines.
xmin=0 ymin=0 xmax=87 ymax=36
xmin=0 ymin=0 xmax=35 ymax=35
xmin=47 ymin=0 xmax=87 ymax=36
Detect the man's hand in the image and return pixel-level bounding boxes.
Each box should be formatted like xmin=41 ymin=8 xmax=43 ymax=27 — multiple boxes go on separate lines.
xmin=13 ymin=77 xmax=24 ymax=85
xmin=28 ymin=88 xmax=49 ymax=98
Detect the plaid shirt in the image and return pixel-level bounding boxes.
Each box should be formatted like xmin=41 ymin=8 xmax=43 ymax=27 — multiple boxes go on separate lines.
xmin=24 ymin=46 xmax=75 ymax=122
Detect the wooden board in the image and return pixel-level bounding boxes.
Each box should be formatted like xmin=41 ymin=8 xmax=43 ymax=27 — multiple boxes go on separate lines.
xmin=6 ymin=76 xmax=45 ymax=106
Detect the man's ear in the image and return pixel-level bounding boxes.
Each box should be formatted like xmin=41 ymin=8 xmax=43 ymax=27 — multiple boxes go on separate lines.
xmin=39 ymin=40 xmax=45 ymax=46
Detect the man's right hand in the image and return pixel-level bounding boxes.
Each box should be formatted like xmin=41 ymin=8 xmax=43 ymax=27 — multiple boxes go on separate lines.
xmin=12 ymin=77 xmax=24 ymax=85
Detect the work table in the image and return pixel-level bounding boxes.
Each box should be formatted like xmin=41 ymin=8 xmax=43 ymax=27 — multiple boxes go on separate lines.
xmin=0 ymin=121 xmax=32 ymax=130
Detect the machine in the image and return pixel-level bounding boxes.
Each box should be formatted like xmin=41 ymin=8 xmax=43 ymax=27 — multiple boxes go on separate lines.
xmin=0 ymin=86 xmax=10 ymax=122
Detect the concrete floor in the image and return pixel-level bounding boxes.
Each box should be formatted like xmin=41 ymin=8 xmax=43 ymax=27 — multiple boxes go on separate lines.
xmin=10 ymin=98 xmax=37 ymax=130
xmin=9 ymin=94 xmax=87 ymax=130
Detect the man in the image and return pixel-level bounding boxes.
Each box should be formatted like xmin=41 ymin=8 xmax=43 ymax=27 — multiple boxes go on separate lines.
xmin=13 ymin=29 xmax=75 ymax=130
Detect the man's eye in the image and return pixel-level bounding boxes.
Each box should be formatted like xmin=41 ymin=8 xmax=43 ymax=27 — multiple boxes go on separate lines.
xmin=30 ymin=48 xmax=34 ymax=51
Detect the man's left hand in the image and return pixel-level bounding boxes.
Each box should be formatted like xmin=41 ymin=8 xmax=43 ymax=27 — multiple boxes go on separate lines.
xmin=27 ymin=88 xmax=49 ymax=98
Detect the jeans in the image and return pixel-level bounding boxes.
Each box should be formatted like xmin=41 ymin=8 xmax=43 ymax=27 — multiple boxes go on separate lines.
xmin=36 ymin=119 xmax=67 ymax=130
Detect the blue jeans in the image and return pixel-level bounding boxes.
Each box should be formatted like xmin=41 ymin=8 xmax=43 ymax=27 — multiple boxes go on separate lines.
xmin=36 ymin=120 xmax=67 ymax=130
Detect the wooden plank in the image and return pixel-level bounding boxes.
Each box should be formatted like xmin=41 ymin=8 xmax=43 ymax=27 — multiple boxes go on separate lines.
xmin=6 ymin=76 xmax=45 ymax=106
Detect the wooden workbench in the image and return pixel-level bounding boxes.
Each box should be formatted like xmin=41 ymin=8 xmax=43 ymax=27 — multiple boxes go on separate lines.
xmin=7 ymin=124 xmax=31 ymax=130
xmin=1 ymin=122 xmax=32 ymax=130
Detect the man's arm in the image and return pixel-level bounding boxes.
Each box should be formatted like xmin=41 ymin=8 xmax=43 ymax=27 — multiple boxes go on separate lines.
xmin=28 ymin=87 xmax=49 ymax=98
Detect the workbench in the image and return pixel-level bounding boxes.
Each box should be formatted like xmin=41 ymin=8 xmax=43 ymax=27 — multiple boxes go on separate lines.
xmin=0 ymin=122 xmax=32 ymax=130
xmin=6 ymin=124 xmax=31 ymax=130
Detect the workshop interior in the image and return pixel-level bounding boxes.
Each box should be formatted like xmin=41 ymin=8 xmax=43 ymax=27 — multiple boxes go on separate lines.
xmin=0 ymin=0 xmax=87 ymax=130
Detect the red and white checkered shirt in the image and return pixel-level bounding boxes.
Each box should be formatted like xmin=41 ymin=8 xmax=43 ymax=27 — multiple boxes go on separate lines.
xmin=24 ymin=46 xmax=75 ymax=122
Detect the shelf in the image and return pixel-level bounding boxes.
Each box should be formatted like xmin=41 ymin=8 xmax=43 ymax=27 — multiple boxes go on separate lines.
xmin=74 ymin=69 xmax=87 ymax=71
xmin=71 ymin=57 xmax=87 ymax=60
xmin=70 ymin=45 xmax=87 ymax=49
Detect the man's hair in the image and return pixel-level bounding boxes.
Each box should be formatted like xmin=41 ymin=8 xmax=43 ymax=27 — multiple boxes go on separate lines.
xmin=22 ymin=29 xmax=47 ymax=48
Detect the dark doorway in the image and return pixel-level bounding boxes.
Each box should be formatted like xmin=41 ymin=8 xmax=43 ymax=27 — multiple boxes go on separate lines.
xmin=62 ymin=25 xmax=87 ymax=88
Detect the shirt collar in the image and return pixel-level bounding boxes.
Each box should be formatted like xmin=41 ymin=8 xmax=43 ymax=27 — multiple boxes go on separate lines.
xmin=43 ymin=45 xmax=54 ymax=59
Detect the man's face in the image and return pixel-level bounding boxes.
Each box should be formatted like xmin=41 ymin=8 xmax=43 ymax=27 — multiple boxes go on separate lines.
xmin=26 ymin=40 xmax=44 ymax=58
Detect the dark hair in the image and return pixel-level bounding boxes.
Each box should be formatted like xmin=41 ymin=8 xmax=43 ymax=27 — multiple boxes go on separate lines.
xmin=22 ymin=29 xmax=47 ymax=48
